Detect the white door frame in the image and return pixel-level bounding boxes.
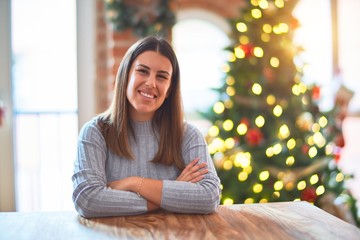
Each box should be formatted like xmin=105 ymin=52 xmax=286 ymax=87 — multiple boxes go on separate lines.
xmin=0 ymin=0 xmax=16 ymax=211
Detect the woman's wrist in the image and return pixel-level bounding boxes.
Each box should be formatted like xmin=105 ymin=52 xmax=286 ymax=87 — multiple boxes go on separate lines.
xmin=136 ymin=177 xmax=145 ymax=197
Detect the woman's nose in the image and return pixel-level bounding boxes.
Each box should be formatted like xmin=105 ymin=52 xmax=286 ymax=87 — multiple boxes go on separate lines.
xmin=145 ymin=75 xmax=156 ymax=88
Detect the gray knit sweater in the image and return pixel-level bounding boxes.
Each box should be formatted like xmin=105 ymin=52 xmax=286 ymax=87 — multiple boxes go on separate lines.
xmin=72 ymin=117 xmax=221 ymax=218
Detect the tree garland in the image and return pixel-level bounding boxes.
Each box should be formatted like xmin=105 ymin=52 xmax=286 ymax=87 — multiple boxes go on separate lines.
xmin=104 ymin=0 xmax=175 ymax=37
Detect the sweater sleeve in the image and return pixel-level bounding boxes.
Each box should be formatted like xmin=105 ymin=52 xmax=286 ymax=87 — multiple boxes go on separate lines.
xmin=161 ymin=123 xmax=222 ymax=214
xmin=72 ymin=119 xmax=147 ymax=218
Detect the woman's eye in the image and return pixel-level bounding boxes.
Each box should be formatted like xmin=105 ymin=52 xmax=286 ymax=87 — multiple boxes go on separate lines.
xmin=157 ymin=75 xmax=168 ymax=80
xmin=137 ymin=69 xmax=148 ymax=75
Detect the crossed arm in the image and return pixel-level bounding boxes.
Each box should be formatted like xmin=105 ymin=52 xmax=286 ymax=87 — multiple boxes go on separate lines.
xmin=72 ymin=120 xmax=221 ymax=217
xmin=107 ymin=158 xmax=208 ymax=212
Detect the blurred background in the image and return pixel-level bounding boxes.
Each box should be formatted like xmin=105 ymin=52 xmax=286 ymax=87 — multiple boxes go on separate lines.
xmin=0 ymin=0 xmax=359 ymax=218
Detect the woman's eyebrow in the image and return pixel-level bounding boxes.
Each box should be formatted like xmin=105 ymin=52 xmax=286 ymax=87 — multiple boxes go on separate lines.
xmin=136 ymin=64 xmax=150 ymax=69
xmin=158 ymin=70 xmax=170 ymax=76
xmin=137 ymin=63 xmax=170 ymax=76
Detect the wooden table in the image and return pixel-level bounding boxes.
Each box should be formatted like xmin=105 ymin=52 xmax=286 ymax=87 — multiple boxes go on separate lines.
xmin=0 ymin=201 xmax=359 ymax=239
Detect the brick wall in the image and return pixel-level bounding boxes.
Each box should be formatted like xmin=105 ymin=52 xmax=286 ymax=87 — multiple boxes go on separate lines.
xmin=95 ymin=0 xmax=245 ymax=113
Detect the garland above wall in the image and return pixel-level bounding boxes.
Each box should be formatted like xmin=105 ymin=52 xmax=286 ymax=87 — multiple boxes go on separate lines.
xmin=104 ymin=0 xmax=175 ymax=37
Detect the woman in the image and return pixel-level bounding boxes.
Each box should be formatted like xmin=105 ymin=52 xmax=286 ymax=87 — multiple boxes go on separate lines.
xmin=72 ymin=36 xmax=221 ymax=218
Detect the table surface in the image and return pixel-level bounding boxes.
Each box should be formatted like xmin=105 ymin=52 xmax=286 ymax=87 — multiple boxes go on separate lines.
xmin=0 ymin=201 xmax=359 ymax=240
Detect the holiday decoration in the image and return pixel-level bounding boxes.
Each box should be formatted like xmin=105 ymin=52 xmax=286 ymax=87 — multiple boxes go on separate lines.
xmin=104 ymin=0 xmax=175 ymax=37
xmin=203 ymin=0 xmax=359 ymax=226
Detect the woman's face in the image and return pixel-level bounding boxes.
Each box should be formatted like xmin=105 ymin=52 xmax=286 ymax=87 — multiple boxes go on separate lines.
xmin=126 ymin=51 xmax=173 ymax=121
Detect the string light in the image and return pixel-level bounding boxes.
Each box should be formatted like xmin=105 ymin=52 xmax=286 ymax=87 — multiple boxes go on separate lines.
xmin=263 ymin=24 xmax=272 ymax=33
xmin=310 ymin=174 xmax=319 ymax=185
xmin=213 ymin=102 xmax=225 ymax=114
xmin=298 ymin=82 xmax=307 ymax=93
xmin=278 ymin=23 xmax=289 ymax=33
xmin=255 ymin=115 xmax=265 ymax=127
xmin=237 ymin=123 xmax=248 ymax=135
xmin=226 ymin=76 xmax=235 ymax=85
xmin=244 ymin=165 xmax=253 ymax=174
xmin=227 ymin=52 xmax=236 ymax=62
xmin=286 ymin=138 xmax=296 ymax=150
xmin=318 ymin=116 xmax=328 ymax=128
xmin=224 ymin=99 xmax=234 ymax=109
xmin=274 ymin=180 xmax=284 ymax=191
xmin=316 ymin=185 xmax=325 ymax=196
xmin=292 ymin=84 xmax=301 ymax=96
xmin=212 ymin=137 xmax=225 ymax=151
xmin=270 ymin=57 xmax=280 ymax=68
xmin=208 ymin=125 xmax=220 ymax=137
xmin=226 ymin=86 xmax=236 ymax=96
xmin=251 ymin=0 xmax=259 ymax=7
xmin=223 ymin=198 xmax=234 ymax=205
xmin=244 ymin=198 xmax=255 ymax=204
xmin=236 ymin=22 xmax=248 ymax=32
xmin=278 ymin=124 xmax=290 ymax=139
xmin=297 ymin=180 xmax=306 ymax=190
xmin=223 ymin=119 xmax=234 ymax=131
xmin=238 ymin=171 xmax=248 ymax=181
xmin=267 ymin=95 xmax=276 ymax=105
xmin=325 ymin=143 xmax=334 ymax=155
xmin=308 ymin=146 xmax=318 ymax=158
xmin=313 ymin=132 xmax=326 ymax=148
xmin=273 ymin=143 xmax=282 ymax=155
xmin=274 ymin=0 xmax=284 ymax=8
xmin=311 ymin=123 xmax=320 ymax=132
xmin=259 ymin=170 xmax=270 ymax=181
xmin=261 ymin=33 xmax=270 ymax=42
xmin=252 ymin=83 xmax=262 ymax=95
xmin=258 ymin=0 xmax=269 ymax=9
xmin=234 ymin=46 xmax=245 ymax=59
xmin=225 ymin=138 xmax=235 ymax=149
xmin=266 ymin=147 xmax=274 ymax=157
xmin=221 ymin=63 xmax=230 ymax=73
xmin=273 ymin=25 xmax=282 ymax=34
xmin=239 ymin=35 xmax=249 ymax=44
xmin=285 ymin=156 xmax=295 ymax=166
xmin=273 ymin=105 xmax=283 ymax=117
xmin=235 ymin=152 xmax=251 ymax=168
xmin=251 ymin=9 xmax=262 ymax=19
xmin=273 ymin=192 xmax=280 ymax=198
xmin=223 ymin=159 xmax=233 ymax=170
xmin=253 ymin=183 xmax=263 ymax=193
xmin=336 ymin=173 xmax=344 ymax=182
xmin=253 ymin=47 xmax=264 ymax=57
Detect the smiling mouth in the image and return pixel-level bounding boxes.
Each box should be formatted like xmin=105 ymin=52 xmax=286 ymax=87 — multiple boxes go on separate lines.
xmin=139 ymin=90 xmax=157 ymax=99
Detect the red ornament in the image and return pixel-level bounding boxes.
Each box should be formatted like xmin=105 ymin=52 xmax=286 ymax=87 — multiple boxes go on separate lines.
xmin=312 ymin=86 xmax=320 ymax=100
xmin=290 ymin=17 xmax=300 ymax=29
xmin=301 ymin=144 xmax=310 ymax=155
xmin=333 ymin=146 xmax=342 ymax=163
xmin=245 ymin=128 xmax=264 ymax=146
xmin=241 ymin=44 xmax=254 ymax=57
xmin=334 ymin=133 xmax=345 ymax=148
xmin=301 ymin=187 xmax=317 ymax=203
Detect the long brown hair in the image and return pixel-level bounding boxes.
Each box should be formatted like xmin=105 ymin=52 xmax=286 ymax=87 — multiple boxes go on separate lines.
xmin=98 ymin=36 xmax=185 ymax=170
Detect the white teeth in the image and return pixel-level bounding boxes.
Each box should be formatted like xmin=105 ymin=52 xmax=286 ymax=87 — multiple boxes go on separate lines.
xmin=140 ymin=91 xmax=155 ymax=99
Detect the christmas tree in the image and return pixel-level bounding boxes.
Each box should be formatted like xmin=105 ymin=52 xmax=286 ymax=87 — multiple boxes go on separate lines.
xmin=203 ymin=0 xmax=359 ymax=226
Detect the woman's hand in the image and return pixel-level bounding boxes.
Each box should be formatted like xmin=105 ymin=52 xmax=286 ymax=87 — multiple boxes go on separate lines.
xmin=176 ymin=157 xmax=208 ymax=183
